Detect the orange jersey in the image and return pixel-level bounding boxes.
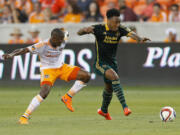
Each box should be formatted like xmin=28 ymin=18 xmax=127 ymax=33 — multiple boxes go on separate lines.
xmin=149 ymin=11 xmax=167 ymax=22
xmin=29 ymin=12 xmax=45 ymax=23
xmin=8 ymin=39 xmax=24 ymax=44
xmin=63 ymin=13 xmax=82 ymax=23
xmin=164 ymin=38 xmax=179 ymax=43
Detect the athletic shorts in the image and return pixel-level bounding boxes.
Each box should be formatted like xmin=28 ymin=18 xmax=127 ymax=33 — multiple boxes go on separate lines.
xmin=40 ymin=64 xmax=80 ymax=86
xmin=94 ymin=61 xmax=118 ymax=83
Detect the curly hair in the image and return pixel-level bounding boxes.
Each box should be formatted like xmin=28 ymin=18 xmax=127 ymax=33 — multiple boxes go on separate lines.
xmin=106 ymin=8 xmax=120 ymax=19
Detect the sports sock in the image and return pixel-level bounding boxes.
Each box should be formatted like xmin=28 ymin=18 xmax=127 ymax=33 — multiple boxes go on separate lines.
xmin=101 ymin=90 xmax=113 ymax=113
xmin=112 ymin=79 xmax=128 ymax=109
xmin=67 ymin=80 xmax=86 ymax=97
xmin=22 ymin=94 xmax=44 ymax=118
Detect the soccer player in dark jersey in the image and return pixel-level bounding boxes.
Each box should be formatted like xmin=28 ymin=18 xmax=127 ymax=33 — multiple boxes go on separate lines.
xmin=77 ymin=8 xmax=150 ymax=120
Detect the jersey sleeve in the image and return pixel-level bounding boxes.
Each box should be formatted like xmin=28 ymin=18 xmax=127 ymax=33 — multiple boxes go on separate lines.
xmin=92 ymin=24 xmax=101 ymax=37
xmin=119 ymin=25 xmax=132 ymax=37
xmin=27 ymin=41 xmax=44 ymax=54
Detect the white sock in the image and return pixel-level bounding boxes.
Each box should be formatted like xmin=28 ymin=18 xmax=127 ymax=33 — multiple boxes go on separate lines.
xmin=0 ymin=54 xmax=4 ymax=60
xmin=23 ymin=94 xmax=44 ymax=118
xmin=67 ymin=80 xmax=86 ymax=97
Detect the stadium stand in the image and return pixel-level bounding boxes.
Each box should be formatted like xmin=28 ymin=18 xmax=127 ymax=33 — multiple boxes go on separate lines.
xmin=0 ymin=0 xmax=180 ymax=43
xmin=0 ymin=0 xmax=180 ymax=23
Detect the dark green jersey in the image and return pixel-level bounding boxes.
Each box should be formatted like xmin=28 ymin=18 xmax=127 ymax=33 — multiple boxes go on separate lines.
xmin=92 ymin=24 xmax=131 ymax=66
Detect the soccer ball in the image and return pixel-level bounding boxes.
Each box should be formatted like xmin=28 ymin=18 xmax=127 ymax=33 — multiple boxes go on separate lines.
xmin=160 ymin=106 xmax=176 ymax=122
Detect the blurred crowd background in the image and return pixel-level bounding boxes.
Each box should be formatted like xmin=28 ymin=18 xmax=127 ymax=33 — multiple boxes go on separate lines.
xmin=1 ymin=0 xmax=180 ymax=23
xmin=0 ymin=0 xmax=180 ymax=44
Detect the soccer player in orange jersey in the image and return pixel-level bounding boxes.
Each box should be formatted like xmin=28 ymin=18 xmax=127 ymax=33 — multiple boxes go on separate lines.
xmin=3 ymin=28 xmax=91 ymax=124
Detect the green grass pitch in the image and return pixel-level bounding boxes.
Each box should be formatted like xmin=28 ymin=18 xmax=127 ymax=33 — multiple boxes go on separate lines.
xmin=0 ymin=86 xmax=179 ymax=135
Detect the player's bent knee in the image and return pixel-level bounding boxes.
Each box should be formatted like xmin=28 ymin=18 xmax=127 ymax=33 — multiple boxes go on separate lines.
xmin=39 ymin=84 xmax=51 ymax=99
xmin=105 ymin=69 xmax=119 ymax=81
xmin=82 ymin=72 xmax=91 ymax=83
xmin=76 ymin=69 xmax=91 ymax=83
xmin=78 ymin=72 xmax=91 ymax=83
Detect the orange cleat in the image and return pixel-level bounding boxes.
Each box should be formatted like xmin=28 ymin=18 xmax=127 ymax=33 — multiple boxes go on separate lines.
xmin=97 ymin=109 xmax=112 ymax=120
xmin=18 ymin=116 xmax=29 ymax=125
xmin=124 ymin=107 xmax=132 ymax=116
xmin=61 ymin=94 xmax=74 ymax=112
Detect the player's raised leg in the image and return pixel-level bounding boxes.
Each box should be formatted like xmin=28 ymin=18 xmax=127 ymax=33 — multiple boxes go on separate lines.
xmin=98 ymin=83 xmax=113 ymax=120
xmin=61 ymin=68 xmax=91 ymax=112
xmin=105 ymin=69 xmax=131 ymax=116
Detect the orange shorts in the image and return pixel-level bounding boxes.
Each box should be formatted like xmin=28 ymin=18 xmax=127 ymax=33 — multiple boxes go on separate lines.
xmin=40 ymin=64 xmax=80 ymax=86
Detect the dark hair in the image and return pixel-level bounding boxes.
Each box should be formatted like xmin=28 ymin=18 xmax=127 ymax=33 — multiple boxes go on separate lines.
xmin=51 ymin=28 xmax=64 ymax=38
xmin=15 ymin=8 xmax=28 ymax=23
xmin=106 ymin=8 xmax=120 ymax=19
xmin=153 ymin=3 xmax=161 ymax=8
xmin=120 ymin=6 xmax=126 ymax=11
xmin=171 ymin=4 xmax=179 ymax=9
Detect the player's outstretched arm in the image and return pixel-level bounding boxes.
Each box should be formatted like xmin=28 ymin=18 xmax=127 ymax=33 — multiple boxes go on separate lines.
xmin=77 ymin=27 xmax=94 ymax=36
xmin=3 ymin=48 xmax=29 ymax=60
xmin=127 ymin=32 xmax=151 ymax=43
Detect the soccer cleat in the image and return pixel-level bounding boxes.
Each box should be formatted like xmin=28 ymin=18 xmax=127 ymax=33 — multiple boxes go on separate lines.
xmin=124 ymin=107 xmax=132 ymax=116
xmin=97 ymin=109 xmax=112 ymax=120
xmin=18 ymin=116 xmax=29 ymax=125
xmin=61 ymin=94 xmax=74 ymax=112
